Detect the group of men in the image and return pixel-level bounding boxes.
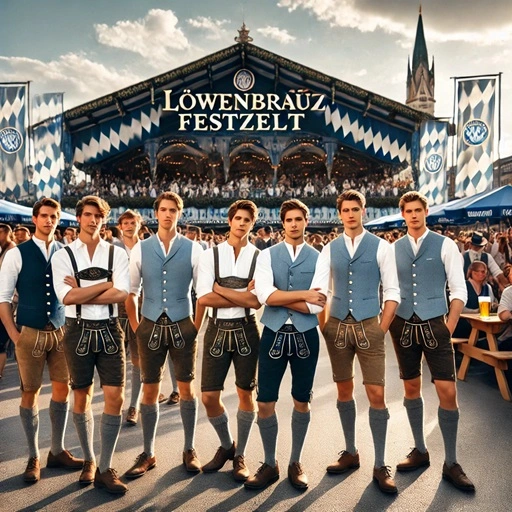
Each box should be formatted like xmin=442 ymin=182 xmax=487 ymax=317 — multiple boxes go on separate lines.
xmin=0 ymin=188 xmax=474 ymax=497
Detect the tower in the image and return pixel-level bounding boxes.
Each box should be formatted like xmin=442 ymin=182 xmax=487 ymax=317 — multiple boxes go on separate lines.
xmin=406 ymin=6 xmax=435 ymax=114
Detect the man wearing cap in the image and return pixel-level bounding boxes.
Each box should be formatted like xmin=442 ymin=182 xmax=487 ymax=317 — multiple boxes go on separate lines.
xmin=0 ymin=198 xmax=83 ymax=483
xmin=463 ymin=232 xmax=507 ymax=292
xmin=255 ymin=226 xmax=274 ymax=250
xmin=13 ymin=225 xmax=31 ymax=244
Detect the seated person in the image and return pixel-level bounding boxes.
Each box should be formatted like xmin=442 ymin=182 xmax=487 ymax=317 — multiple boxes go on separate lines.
xmin=497 ymin=264 xmax=512 ymax=387
xmin=453 ymin=261 xmax=495 ymax=338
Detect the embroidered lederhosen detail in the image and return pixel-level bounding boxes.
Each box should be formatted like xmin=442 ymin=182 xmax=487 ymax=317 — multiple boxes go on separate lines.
xmin=399 ymin=314 xmax=439 ymax=350
xmin=334 ymin=315 xmax=370 ymax=350
xmin=31 ymin=327 xmax=64 ymax=357
xmin=269 ymin=324 xmax=310 ymax=360
xmin=148 ymin=314 xmax=186 ymax=351
xmin=63 ymin=245 xmax=118 ymax=356
xmin=209 ymin=318 xmax=252 ymax=357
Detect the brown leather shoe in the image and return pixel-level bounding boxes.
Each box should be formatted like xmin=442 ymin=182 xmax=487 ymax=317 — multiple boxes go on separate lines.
xmin=126 ymin=406 xmax=138 ymax=425
xmin=373 ymin=466 xmax=398 ymax=494
xmin=233 ymin=454 xmax=250 ymax=482
xmin=166 ymin=391 xmax=180 ymax=406
xmin=125 ymin=452 xmax=157 ymax=479
xmin=202 ymin=442 xmax=235 ymax=472
xmin=288 ymin=462 xmax=308 ymax=489
xmin=183 ymin=449 xmax=201 ymax=473
xmin=23 ymin=457 xmax=40 ymax=483
xmin=94 ymin=468 xmax=128 ymax=494
xmin=79 ymin=460 xmax=96 ymax=485
xmin=47 ymin=449 xmax=84 ymax=470
xmin=396 ymin=448 xmax=430 ymax=472
xmin=326 ymin=450 xmax=360 ymax=474
xmin=442 ymin=462 xmax=475 ymax=492
xmin=244 ymin=461 xmax=280 ymax=490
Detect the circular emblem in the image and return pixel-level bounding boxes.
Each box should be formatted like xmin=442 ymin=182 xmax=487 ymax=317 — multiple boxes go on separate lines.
xmin=463 ymin=119 xmax=489 ymax=146
xmin=424 ymin=153 xmax=443 ymax=174
xmin=233 ymin=69 xmax=255 ymax=92
xmin=0 ymin=127 xmax=24 ymax=154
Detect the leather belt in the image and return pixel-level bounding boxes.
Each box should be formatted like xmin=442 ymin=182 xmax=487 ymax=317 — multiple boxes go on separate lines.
xmin=211 ymin=316 xmax=254 ymax=328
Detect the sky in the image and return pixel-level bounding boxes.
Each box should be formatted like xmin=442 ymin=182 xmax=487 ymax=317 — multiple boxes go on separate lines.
xmin=1 ymin=0 xmax=511 ymax=156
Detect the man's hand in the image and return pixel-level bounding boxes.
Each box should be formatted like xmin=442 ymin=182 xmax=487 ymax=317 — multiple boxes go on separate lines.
xmin=303 ymin=288 xmax=326 ymax=307
xmin=63 ymin=275 xmax=78 ymax=288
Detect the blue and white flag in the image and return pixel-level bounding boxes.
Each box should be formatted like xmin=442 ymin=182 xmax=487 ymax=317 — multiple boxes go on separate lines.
xmin=418 ymin=120 xmax=449 ymax=205
xmin=455 ymin=78 xmax=496 ymax=197
xmin=0 ymin=83 xmax=27 ymax=199
xmin=32 ymin=93 xmax=64 ymax=200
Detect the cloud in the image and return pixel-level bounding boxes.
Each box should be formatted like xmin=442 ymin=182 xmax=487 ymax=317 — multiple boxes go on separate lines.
xmin=277 ymin=0 xmax=512 ymax=45
xmin=256 ymin=26 xmax=296 ymax=44
xmin=94 ymin=9 xmax=190 ymax=66
xmin=187 ymin=16 xmax=229 ymax=40
xmin=0 ymin=54 xmax=140 ymax=109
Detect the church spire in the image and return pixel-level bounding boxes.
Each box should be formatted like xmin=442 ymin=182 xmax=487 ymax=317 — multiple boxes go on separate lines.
xmin=406 ymin=6 xmax=435 ymax=114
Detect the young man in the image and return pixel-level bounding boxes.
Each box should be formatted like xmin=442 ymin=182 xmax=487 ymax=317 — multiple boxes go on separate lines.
xmin=389 ymin=191 xmax=474 ymax=492
xmin=195 ymin=200 xmax=261 ymax=482
xmin=52 ymin=195 xmax=130 ymax=494
xmin=0 ymin=198 xmax=83 ymax=483
xmin=310 ymin=190 xmax=400 ymax=494
xmin=125 ymin=191 xmax=203 ymax=478
xmin=245 ymin=199 xmax=325 ymax=490
xmin=13 ymin=225 xmax=31 ymax=244
xmin=113 ymin=209 xmax=146 ymax=426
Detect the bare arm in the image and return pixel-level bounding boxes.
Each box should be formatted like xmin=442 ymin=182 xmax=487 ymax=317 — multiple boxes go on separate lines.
xmin=446 ymin=298 xmax=465 ymax=335
xmin=266 ymin=288 xmax=326 ymax=308
xmin=379 ymin=300 xmax=398 ymax=333
xmin=194 ymin=301 xmax=206 ymax=332
xmin=88 ymin=288 xmax=128 ymax=305
xmin=197 ymin=292 xmax=238 ymax=308
xmin=213 ymin=281 xmax=261 ymax=309
xmin=62 ymin=277 xmax=113 ymax=305
xmin=0 ymin=302 xmax=20 ymax=344
xmin=126 ymin=293 xmax=139 ymax=332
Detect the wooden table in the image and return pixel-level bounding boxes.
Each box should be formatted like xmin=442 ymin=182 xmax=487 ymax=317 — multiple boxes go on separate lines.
xmin=456 ymin=313 xmax=512 ymax=401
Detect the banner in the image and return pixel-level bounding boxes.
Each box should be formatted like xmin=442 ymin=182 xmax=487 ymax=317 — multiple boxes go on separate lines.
xmin=418 ymin=120 xmax=449 ymax=205
xmin=455 ymin=77 xmax=496 ymax=197
xmin=32 ymin=93 xmax=64 ymax=200
xmin=0 ymin=83 xmax=27 ymax=199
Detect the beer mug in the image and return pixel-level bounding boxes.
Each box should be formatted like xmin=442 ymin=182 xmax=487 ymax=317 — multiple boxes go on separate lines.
xmin=478 ymin=296 xmax=491 ymax=318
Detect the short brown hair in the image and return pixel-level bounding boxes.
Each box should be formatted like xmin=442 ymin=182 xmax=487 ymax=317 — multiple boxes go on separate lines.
xmin=32 ymin=197 xmax=61 ymax=218
xmin=227 ymin=200 xmax=258 ymax=221
xmin=118 ymin=209 xmax=142 ymax=225
xmin=336 ymin=190 xmax=366 ymax=212
xmin=399 ymin=191 xmax=428 ymax=211
xmin=280 ymin=199 xmax=309 ymax=222
xmin=0 ymin=223 xmax=12 ymax=235
xmin=153 ymin=191 xmax=183 ymax=212
xmin=75 ymin=195 xmax=110 ymax=218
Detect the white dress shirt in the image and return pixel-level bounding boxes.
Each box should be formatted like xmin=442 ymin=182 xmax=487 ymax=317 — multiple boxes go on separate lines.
xmin=51 ymin=237 xmax=130 ymax=320
xmin=0 ymin=237 xmax=59 ymax=303
xmin=129 ymin=233 xmax=202 ymax=296
xmin=310 ymin=230 xmax=401 ymax=314
xmin=196 ymin=240 xmax=259 ymax=319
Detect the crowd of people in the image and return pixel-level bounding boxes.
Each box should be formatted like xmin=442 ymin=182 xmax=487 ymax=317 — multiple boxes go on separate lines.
xmin=5 ymin=187 xmax=512 ymax=501
xmin=62 ymin=169 xmax=414 ymax=201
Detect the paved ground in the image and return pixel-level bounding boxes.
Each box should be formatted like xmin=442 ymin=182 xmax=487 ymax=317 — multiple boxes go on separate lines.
xmin=1 ymin=327 xmax=512 ymax=512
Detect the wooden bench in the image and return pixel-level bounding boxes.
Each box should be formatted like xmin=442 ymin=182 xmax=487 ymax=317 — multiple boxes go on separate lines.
xmin=451 ymin=338 xmax=468 ymax=345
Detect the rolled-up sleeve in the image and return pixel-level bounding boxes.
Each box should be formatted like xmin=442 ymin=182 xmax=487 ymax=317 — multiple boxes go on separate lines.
xmin=442 ymin=238 xmax=468 ymax=305
xmin=129 ymin=243 xmax=143 ymax=296
xmin=191 ymin=243 xmax=203 ymax=290
xmin=112 ymin=246 xmax=130 ymax=294
xmin=309 ymin=243 xmax=331 ymax=299
xmin=254 ymin=249 xmax=277 ymax=305
xmin=195 ymin=249 xmax=214 ymax=299
xmin=51 ymin=247 xmax=74 ymax=303
xmin=0 ymin=248 xmax=21 ymax=303
xmin=377 ymin=240 xmax=401 ymax=304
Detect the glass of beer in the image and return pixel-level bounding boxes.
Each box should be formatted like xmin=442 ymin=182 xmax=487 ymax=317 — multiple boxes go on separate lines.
xmin=478 ymin=296 xmax=491 ymax=318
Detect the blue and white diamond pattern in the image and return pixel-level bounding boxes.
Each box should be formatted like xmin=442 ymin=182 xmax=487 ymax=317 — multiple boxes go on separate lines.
xmin=73 ymin=104 xmax=162 ymax=165
xmin=418 ymin=120 xmax=448 ymax=205
xmin=455 ymin=78 xmax=496 ymax=197
xmin=324 ymin=103 xmax=410 ymax=164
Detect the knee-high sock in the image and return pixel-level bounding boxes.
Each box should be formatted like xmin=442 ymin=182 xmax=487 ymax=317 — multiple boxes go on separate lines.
xmin=99 ymin=413 xmax=122 ymax=472
xmin=20 ymin=406 xmax=39 ymax=459
xmin=209 ymin=411 xmax=233 ymax=449
xmin=404 ymin=397 xmax=427 ymax=453
xmin=180 ymin=398 xmax=198 ymax=451
xmin=290 ymin=409 xmax=311 ymax=464
xmin=369 ymin=407 xmax=389 ymax=468
xmin=73 ymin=410 xmax=95 ymax=462
xmin=140 ymin=403 xmax=159 ymax=457
xmin=438 ymin=407 xmax=459 ymax=466
xmin=257 ymin=413 xmax=278 ymax=467
xmin=337 ymin=399 xmax=357 ymax=455
xmin=129 ymin=366 xmax=143 ymax=409
xmin=49 ymin=400 xmax=69 ymax=455
xmin=235 ymin=409 xmax=256 ymax=457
